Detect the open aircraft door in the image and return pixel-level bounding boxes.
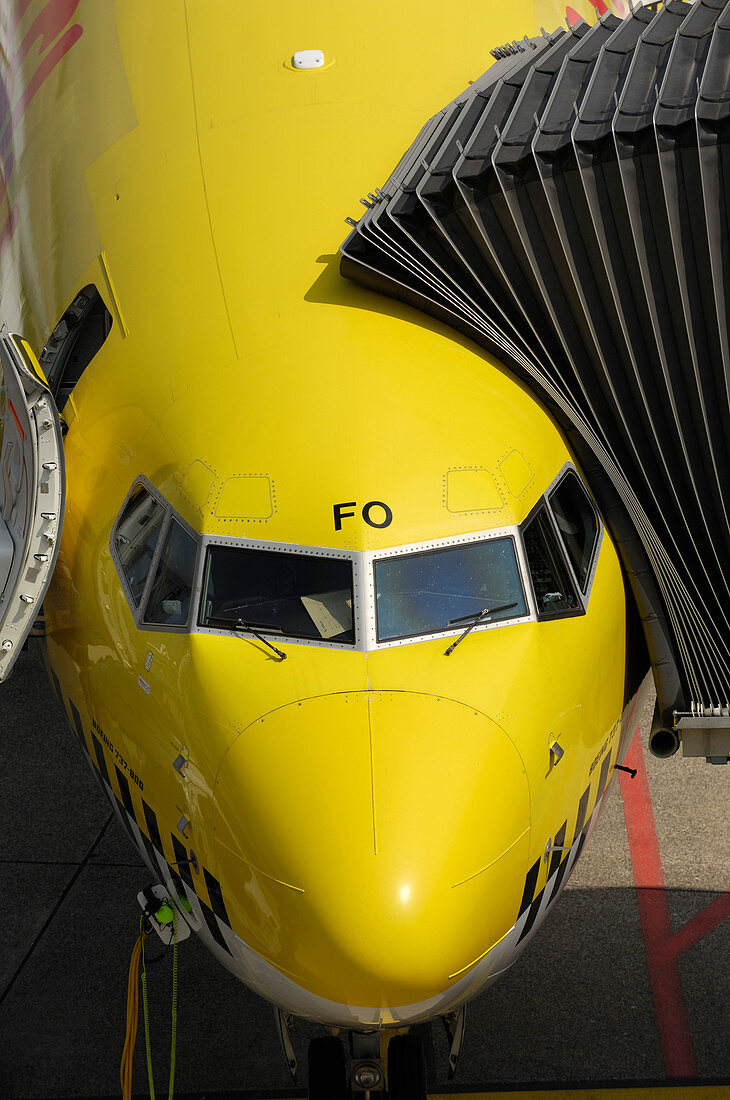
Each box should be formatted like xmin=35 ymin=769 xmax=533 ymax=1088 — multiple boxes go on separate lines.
xmin=0 ymin=334 xmax=64 ymax=681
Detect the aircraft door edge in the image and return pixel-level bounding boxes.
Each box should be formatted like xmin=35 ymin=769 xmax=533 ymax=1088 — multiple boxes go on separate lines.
xmin=0 ymin=333 xmax=65 ymax=681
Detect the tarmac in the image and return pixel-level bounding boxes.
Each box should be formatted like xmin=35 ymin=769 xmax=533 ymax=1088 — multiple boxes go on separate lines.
xmin=1 ymin=643 xmax=728 ymax=1099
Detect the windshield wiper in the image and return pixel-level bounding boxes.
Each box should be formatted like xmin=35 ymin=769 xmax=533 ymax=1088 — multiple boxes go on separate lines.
xmin=236 ymin=618 xmax=288 ymax=660
xmin=444 ymin=602 xmax=518 ymax=656
xmin=204 ymin=615 xmax=288 ymax=660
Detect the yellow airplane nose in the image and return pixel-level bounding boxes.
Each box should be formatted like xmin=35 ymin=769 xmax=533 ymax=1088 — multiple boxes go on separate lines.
xmin=212 ymin=691 xmax=530 ymax=1007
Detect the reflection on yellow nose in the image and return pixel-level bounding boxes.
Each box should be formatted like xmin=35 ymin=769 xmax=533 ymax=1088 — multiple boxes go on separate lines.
xmin=213 ymin=691 xmax=530 ymax=1007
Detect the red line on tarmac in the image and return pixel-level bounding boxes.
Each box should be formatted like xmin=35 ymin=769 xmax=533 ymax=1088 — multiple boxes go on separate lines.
xmin=618 ymin=732 xmax=697 ymax=1078
xmin=619 ymin=729 xmax=730 ymax=1078
xmin=667 ymin=891 xmax=730 ymax=957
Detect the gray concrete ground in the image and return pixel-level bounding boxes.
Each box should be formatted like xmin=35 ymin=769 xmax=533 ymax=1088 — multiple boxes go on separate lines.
xmin=1 ymin=644 xmax=728 ymax=1098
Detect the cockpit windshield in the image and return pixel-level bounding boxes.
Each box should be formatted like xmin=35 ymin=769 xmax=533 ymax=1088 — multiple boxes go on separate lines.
xmin=374 ymin=537 xmax=527 ymax=643
xmin=199 ymin=546 xmax=355 ymax=644
xmin=112 ymin=465 xmax=596 ymax=648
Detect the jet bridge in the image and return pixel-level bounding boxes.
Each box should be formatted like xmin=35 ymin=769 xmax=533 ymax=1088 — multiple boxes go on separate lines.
xmin=340 ymin=1 xmax=730 ymax=764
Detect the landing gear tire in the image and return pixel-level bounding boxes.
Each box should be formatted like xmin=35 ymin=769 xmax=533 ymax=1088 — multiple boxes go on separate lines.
xmin=307 ymin=1035 xmax=347 ymax=1100
xmin=387 ymin=1033 xmax=427 ymax=1100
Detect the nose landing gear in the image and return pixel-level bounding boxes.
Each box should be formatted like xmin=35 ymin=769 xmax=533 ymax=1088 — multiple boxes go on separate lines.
xmin=278 ymin=1009 xmax=431 ymax=1100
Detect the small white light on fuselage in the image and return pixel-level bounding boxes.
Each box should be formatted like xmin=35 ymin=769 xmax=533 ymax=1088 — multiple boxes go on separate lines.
xmin=292 ymin=49 xmax=324 ymax=69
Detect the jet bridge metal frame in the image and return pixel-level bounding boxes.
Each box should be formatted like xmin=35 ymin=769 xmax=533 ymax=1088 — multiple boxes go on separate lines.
xmin=341 ymin=2 xmax=730 ymax=763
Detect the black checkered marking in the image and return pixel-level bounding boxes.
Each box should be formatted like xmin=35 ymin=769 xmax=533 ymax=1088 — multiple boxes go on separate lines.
xmin=65 ymin=696 xmax=235 ymax=956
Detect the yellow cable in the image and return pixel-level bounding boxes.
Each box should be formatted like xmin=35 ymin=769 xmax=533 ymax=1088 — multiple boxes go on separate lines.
xmin=120 ymin=923 xmax=146 ymax=1100
xmin=168 ymin=910 xmax=178 ymax=1100
xmin=122 ymin=907 xmax=179 ymax=1100
xmin=141 ymin=929 xmax=156 ymax=1100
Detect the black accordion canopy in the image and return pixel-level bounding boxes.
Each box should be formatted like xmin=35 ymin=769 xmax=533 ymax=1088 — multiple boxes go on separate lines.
xmin=341 ymin=0 xmax=730 ymax=733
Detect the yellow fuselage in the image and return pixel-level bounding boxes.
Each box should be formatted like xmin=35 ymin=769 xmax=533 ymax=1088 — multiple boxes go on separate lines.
xmin=1 ymin=0 xmax=637 ymax=1025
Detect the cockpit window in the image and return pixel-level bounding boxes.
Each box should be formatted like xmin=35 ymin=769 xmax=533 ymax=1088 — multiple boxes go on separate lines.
xmin=374 ymin=537 xmax=528 ymax=643
xmin=548 ymin=471 xmax=598 ymax=593
xmin=523 ymin=507 xmax=579 ymax=617
xmin=143 ymin=519 xmax=198 ymax=626
xmin=112 ymin=468 xmax=597 ymax=645
xmin=113 ymin=485 xmax=166 ymax=607
xmin=199 ymin=547 xmax=355 ymax=643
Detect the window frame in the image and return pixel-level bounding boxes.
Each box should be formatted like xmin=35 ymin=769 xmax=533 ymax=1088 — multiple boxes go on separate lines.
xmin=110 ymin=475 xmax=200 ymax=634
xmin=141 ymin=514 xmax=201 ymax=630
xmin=196 ymin=538 xmax=361 ymax=649
xmin=520 ymin=462 xmax=603 ymax=621
xmin=547 ymin=465 xmax=602 ymax=597
xmin=110 ymin=462 xmax=601 ymax=646
xmin=367 ymin=526 xmax=537 ymax=650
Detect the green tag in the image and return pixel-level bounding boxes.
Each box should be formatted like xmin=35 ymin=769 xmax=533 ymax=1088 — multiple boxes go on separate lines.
xmin=153 ymin=902 xmax=174 ymax=925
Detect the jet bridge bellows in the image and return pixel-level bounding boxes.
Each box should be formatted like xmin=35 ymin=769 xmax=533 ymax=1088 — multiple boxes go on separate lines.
xmin=340 ymin=1 xmax=730 ymax=758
